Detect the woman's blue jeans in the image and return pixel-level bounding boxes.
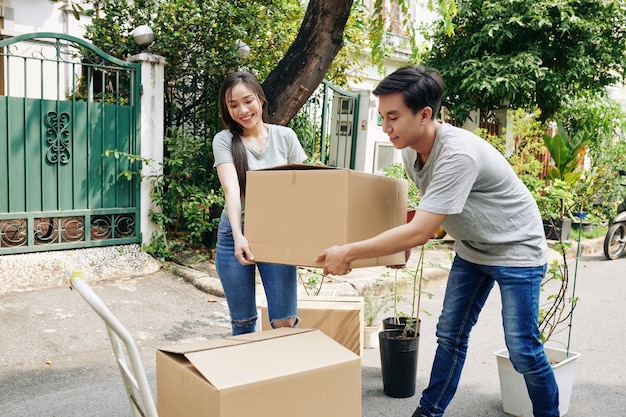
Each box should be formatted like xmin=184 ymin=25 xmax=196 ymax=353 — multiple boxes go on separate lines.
xmin=420 ymin=256 xmax=559 ymax=417
xmin=215 ymin=213 xmax=298 ymax=335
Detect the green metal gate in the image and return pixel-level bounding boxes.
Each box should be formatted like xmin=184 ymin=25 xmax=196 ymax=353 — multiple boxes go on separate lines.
xmin=0 ymin=32 xmax=142 ymax=254
xmin=293 ymin=80 xmax=360 ymax=169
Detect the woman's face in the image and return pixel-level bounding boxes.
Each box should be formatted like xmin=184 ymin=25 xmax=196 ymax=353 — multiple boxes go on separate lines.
xmin=226 ymin=82 xmax=263 ymax=131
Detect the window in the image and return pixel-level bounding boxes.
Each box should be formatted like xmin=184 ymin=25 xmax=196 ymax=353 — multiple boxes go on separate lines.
xmin=373 ymin=142 xmax=396 ymax=174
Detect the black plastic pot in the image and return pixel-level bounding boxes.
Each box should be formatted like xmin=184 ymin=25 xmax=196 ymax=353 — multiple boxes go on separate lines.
xmin=379 ymin=328 xmax=420 ymax=398
xmin=382 ymin=316 xmax=420 ymax=333
xmin=543 ymin=218 xmax=571 ymax=241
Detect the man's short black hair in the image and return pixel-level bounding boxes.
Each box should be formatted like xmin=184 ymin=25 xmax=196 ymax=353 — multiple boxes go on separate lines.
xmin=373 ymin=66 xmax=444 ymax=119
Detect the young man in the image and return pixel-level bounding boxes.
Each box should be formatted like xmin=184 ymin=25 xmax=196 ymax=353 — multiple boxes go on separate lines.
xmin=315 ymin=66 xmax=559 ymax=417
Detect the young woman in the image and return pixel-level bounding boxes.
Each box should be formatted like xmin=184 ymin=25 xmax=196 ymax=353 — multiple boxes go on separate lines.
xmin=212 ymin=71 xmax=307 ymax=335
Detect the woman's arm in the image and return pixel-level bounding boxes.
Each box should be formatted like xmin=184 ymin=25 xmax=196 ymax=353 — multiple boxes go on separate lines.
xmin=216 ymin=163 xmax=255 ymax=265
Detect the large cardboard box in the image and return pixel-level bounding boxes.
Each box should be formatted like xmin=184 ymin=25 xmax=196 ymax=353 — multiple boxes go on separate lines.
xmin=259 ymin=296 xmax=364 ymax=356
xmin=245 ymin=164 xmax=408 ymax=268
xmin=157 ymin=328 xmax=361 ymax=417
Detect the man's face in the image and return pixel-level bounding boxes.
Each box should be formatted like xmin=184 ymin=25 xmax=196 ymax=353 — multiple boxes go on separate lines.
xmin=377 ymin=92 xmax=426 ymax=150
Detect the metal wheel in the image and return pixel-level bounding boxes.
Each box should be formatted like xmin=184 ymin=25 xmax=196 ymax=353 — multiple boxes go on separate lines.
xmin=603 ymin=222 xmax=626 ymax=260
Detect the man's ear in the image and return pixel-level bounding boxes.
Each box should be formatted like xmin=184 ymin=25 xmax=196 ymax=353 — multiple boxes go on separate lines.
xmin=421 ymin=106 xmax=433 ymax=121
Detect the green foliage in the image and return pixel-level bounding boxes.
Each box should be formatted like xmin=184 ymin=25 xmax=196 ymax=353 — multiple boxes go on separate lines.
xmin=288 ymin=110 xmax=324 ymax=163
xmin=49 ymin=0 xmax=97 ymax=19
xmin=102 ymin=149 xmax=149 ymax=181
xmin=543 ymin=121 xmax=591 ymax=185
xmin=326 ymin=0 xmax=369 ymax=87
xmin=533 ymin=178 xmax=575 ymax=220
xmin=297 ymin=267 xmax=325 ymax=296
xmin=553 ymin=91 xmax=626 ymax=221
xmin=383 ymin=163 xmax=421 ymax=209
xmin=476 ymin=108 xmax=547 ymax=179
xmin=149 ymin=131 xmax=225 ymax=251
xmin=362 ymin=279 xmax=390 ymax=326
xmin=507 ymin=108 xmax=546 ymax=178
xmin=555 ymin=90 xmax=626 ymax=164
xmin=382 ymin=248 xmax=435 ymax=338
xmin=83 ymin=0 xmax=303 ymax=84
xmin=368 ymin=0 xmax=457 ymax=75
xmin=540 ymin=241 xmax=578 ymax=343
xmin=425 ymin=0 xmax=626 ymax=123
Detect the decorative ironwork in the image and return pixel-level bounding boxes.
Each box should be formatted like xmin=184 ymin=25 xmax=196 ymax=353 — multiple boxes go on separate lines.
xmin=0 ymin=219 xmax=27 ymax=248
xmin=60 ymin=216 xmax=85 ymax=243
xmin=91 ymin=215 xmax=112 ymax=240
xmin=34 ymin=217 xmax=57 ymax=244
xmin=45 ymin=111 xmax=72 ymax=165
xmin=113 ymin=214 xmax=136 ymax=238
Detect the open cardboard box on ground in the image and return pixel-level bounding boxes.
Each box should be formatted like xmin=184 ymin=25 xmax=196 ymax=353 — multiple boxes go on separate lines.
xmin=245 ymin=164 xmax=408 ymax=268
xmin=157 ymin=328 xmax=361 ymax=417
xmin=259 ymin=295 xmax=364 ymax=356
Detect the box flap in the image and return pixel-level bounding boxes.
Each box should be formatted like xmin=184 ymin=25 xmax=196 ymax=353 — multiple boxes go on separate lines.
xmin=254 ymin=163 xmax=336 ymax=172
xmin=223 ymin=327 xmax=314 ymax=342
xmin=158 ymin=338 xmax=243 ymax=355
xmin=184 ymin=328 xmax=359 ymax=391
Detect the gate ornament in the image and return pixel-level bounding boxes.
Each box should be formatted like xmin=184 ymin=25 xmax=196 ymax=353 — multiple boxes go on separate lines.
xmin=45 ymin=111 xmax=71 ymax=165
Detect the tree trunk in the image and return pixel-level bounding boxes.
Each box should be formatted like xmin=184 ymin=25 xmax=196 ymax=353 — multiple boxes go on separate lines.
xmin=263 ymin=0 xmax=353 ymax=126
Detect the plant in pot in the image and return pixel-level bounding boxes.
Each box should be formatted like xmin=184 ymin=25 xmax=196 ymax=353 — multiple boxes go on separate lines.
xmin=362 ymin=279 xmax=389 ymax=349
xmin=538 ymin=121 xmax=592 ymax=241
xmin=569 ymin=165 xmax=608 ymax=234
xmin=379 ymin=246 xmax=428 ymax=398
xmin=533 ymin=178 xmax=576 ymax=241
xmin=494 ymin=221 xmax=582 ymax=416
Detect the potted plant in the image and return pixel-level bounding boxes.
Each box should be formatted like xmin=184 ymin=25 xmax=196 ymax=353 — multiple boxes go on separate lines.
xmin=534 ymin=179 xmax=575 ymax=241
xmin=537 ymin=121 xmax=592 ymax=241
xmin=362 ymin=279 xmax=388 ymax=349
xmin=494 ymin=224 xmax=582 ymax=416
xmin=379 ymin=246 xmax=427 ymax=398
xmin=297 ymin=267 xmax=336 ymax=296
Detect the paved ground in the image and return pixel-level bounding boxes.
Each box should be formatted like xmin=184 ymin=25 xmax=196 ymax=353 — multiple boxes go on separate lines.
xmin=2 ymin=237 xmax=625 ymax=416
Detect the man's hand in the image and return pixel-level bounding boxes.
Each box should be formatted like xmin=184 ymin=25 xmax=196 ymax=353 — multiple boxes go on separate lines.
xmin=315 ymin=245 xmax=352 ymax=275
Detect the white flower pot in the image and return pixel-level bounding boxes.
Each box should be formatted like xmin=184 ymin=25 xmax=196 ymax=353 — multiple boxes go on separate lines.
xmin=363 ymin=324 xmax=382 ymax=349
xmin=494 ymin=346 xmax=580 ymax=416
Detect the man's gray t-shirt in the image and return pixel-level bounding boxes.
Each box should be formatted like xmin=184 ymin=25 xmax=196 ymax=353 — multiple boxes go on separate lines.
xmin=402 ymin=123 xmax=548 ymax=267
xmin=213 ymin=124 xmax=307 ymax=213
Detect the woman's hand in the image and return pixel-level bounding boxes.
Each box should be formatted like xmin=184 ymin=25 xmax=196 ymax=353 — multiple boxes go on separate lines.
xmin=234 ymin=236 xmax=255 ymax=266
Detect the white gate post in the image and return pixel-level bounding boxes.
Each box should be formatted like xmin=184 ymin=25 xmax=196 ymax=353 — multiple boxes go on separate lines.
xmin=128 ymin=52 xmax=166 ymax=246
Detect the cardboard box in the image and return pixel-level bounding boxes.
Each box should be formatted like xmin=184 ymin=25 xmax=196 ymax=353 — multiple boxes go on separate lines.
xmin=157 ymin=328 xmax=361 ymax=417
xmin=259 ymin=296 xmax=364 ymax=356
xmin=245 ymin=164 xmax=408 ymax=268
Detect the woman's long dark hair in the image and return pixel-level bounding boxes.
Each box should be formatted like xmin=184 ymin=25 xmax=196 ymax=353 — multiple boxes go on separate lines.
xmin=218 ymin=71 xmax=269 ymax=196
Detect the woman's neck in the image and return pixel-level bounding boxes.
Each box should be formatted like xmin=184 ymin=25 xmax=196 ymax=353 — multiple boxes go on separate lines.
xmin=242 ymin=122 xmax=268 ymax=139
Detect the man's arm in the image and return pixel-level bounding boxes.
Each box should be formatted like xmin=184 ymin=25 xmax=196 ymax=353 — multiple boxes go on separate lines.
xmin=315 ymin=210 xmax=447 ymax=275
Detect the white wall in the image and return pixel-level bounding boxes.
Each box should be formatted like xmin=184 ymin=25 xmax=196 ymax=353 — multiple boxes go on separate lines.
xmin=1 ymin=0 xmax=90 ymax=38
xmin=347 ymin=0 xmax=439 ymax=175
xmin=1 ymin=0 xmax=92 ymax=99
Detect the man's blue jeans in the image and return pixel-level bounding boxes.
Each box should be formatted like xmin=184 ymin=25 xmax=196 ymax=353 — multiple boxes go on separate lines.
xmin=215 ymin=213 xmax=298 ymax=335
xmin=420 ymin=255 xmax=559 ymax=417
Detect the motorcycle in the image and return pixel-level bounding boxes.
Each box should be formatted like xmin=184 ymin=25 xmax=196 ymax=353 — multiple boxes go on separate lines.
xmin=604 ymin=169 xmax=626 ymax=260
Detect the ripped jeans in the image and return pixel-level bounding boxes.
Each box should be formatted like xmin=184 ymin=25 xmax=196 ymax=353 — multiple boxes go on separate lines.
xmin=215 ymin=212 xmax=298 ymax=335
